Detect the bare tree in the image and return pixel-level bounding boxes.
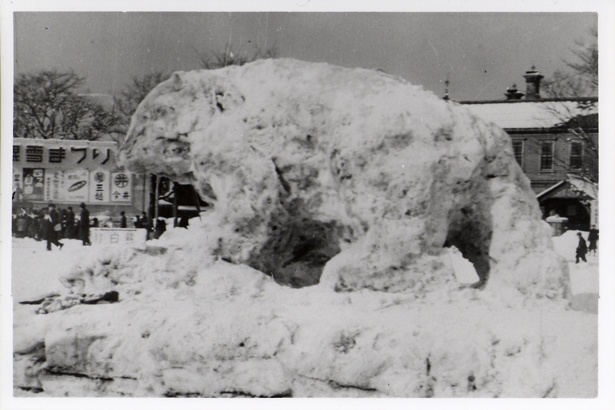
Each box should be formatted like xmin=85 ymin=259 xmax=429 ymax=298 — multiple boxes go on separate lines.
xmin=197 ymin=43 xmax=278 ymax=69
xmin=14 ymin=69 xmax=118 ymax=140
xmin=110 ymin=72 xmax=171 ymax=142
xmin=110 ymin=44 xmax=279 ymax=141
xmin=544 ymin=25 xmax=597 ymax=98
xmin=539 ymin=25 xmax=598 ymax=183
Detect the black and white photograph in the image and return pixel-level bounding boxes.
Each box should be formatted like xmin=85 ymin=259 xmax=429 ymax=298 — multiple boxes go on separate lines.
xmin=2 ymin=1 xmax=614 ymax=408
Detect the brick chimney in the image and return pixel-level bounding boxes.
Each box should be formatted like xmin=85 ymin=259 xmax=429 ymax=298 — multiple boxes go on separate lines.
xmin=505 ymin=84 xmax=524 ymax=100
xmin=523 ymin=66 xmax=544 ymax=100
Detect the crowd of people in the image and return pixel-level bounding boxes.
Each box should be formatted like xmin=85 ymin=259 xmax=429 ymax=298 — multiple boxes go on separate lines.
xmin=12 ymin=204 xmax=177 ymax=250
xmin=12 ymin=203 xmax=96 ymax=250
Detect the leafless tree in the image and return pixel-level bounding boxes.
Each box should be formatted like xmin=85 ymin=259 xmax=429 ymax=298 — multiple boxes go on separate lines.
xmin=196 ymin=43 xmax=278 ymax=69
xmin=14 ymin=69 xmax=118 ymax=140
xmin=539 ymin=25 xmax=598 ymax=183
xmin=110 ymin=72 xmax=171 ymax=142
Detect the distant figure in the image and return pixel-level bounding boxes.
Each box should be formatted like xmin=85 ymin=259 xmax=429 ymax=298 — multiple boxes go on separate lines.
xmin=45 ymin=204 xmax=64 ymax=251
xmin=576 ymin=232 xmax=588 ymax=264
xmin=134 ymin=215 xmax=142 ymax=229
xmin=587 ymin=225 xmax=599 ymax=255
xmin=79 ymin=203 xmax=92 ymax=246
xmin=178 ymin=215 xmax=189 ymax=229
xmin=154 ymin=218 xmax=167 ymax=239
xmin=120 ymin=211 xmax=127 ymax=228
xmin=16 ymin=210 xmax=28 ymax=238
xmin=65 ymin=207 xmax=76 ymax=239
xmin=141 ymin=212 xmax=149 ymax=231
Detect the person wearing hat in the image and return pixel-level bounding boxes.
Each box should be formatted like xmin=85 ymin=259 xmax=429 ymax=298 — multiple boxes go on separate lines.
xmin=46 ymin=204 xmax=64 ymax=251
xmin=65 ymin=206 xmax=76 ymax=239
xmin=575 ymin=232 xmax=588 ymax=264
xmin=79 ymin=202 xmax=92 ymax=246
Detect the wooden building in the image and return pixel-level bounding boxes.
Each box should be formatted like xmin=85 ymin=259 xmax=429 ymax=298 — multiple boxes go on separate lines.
xmin=458 ymin=68 xmax=598 ymax=230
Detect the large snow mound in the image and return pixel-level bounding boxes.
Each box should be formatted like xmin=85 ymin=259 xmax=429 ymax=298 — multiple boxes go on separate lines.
xmin=14 ymin=60 xmax=591 ymax=398
xmin=120 ymin=58 xmax=567 ymax=298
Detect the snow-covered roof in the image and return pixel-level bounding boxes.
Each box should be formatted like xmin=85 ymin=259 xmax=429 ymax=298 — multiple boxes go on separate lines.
xmin=460 ymin=99 xmax=598 ymax=130
xmin=536 ymin=176 xmax=598 ymax=200
xmin=567 ymin=175 xmax=598 ymax=199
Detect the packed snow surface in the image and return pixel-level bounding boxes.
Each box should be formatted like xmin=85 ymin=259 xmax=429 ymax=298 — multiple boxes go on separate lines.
xmin=12 ymin=228 xmax=597 ymax=397
xmin=13 ymin=59 xmax=593 ymax=398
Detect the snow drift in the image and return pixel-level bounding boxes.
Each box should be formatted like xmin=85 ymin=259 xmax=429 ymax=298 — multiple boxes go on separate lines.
xmin=120 ymin=58 xmax=567 ymax=297
xmin=15 ymin=59 xmax=590 ymax=398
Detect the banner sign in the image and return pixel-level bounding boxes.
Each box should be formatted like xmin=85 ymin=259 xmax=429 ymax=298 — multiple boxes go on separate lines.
xmin=90 ymin=228 xmax=147 ymax=249
xmin=89 ymin=170 xmax=110 ymax=203
xmin=22 ymin=168 xmax=45 ymax=201
xmin=110 ymin=172 xmax=132 ymax=202
xmin=13 ymin=138 xmax=116 ymax=170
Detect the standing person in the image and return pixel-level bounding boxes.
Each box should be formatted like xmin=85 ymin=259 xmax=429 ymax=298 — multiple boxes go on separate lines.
xmin=79 ymin=202 xmax=92 ymax=246
xmin=120 ymin=211 xmax=127 ymax=228
xmin=141 ymin=212 xmax=150 ymax=238
xmin=141 ymin=212 xmax=149 ymax=230
xmin=154 ymin=218 xmax=166 ymax=239
xmin=16 ymin=210 xmax=28 ymax=238
xmin=59 ymin=208 xmax=66 ymax=238
xmin=46 ymin=205 xmax=64 ymax=251
xmin=587 ymin=225 xmax=599 ymax=255
xmin=65 ymin=207 xmax=76 ymax=239
xmin=575 ymin=232 xmax=588 ymax=264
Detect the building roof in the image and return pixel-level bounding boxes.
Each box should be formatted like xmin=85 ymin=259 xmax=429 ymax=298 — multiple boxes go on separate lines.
xmin=458 ymin=98 xmax=598 ymax=130
xmin=536 ymin=175 xmax=597 ymax=201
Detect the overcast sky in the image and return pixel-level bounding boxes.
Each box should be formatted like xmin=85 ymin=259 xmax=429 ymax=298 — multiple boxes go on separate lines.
xmin=13 ymin=12 xmax=596 ymax=101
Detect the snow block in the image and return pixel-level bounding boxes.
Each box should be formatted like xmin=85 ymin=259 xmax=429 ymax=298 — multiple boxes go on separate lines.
xmin=120 ymin=58 xmax=568 ymax=299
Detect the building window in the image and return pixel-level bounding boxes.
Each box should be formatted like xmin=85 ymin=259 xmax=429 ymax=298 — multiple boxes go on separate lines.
xmin=569 ymin=142 xmax=583 ymax=170
xmin=512 ymin=140 xmax=524 ymax=167
xmin=540 ymin=141 xmax=554 ymax=171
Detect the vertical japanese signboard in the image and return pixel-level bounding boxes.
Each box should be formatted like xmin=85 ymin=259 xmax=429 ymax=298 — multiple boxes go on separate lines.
xmin=44 ymin=169 xmax=64 ymax=202
xmin=89 ymin=170 xmax=110 ymax=203
xmin=22 ymin=168 xmax=45 ymax=201
xmin=13 ymin=168 xmax=23 ymax=200
xmin=110 ymin=172 xmax=132 ymax=202
xmin=590 ymin=199 xmax=599 ymax=227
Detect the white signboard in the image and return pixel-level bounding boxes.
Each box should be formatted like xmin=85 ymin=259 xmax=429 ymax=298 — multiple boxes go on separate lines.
xmin=110 ymin=172 xmax=132 ymax=202
xmin=89 ymin=170 xmax=110 ymax=203
xmin=44 ymin=169 xmax=63 ymax=202
xmin=13 ymin=167 xmax=23 ymax=192
xmin=590 ymin=199 xmax=599 ymax=227
xmin=90 ymin=228 xmax=147 ymax=249
xmin=63 ymin=169 xmax=90 ymax=202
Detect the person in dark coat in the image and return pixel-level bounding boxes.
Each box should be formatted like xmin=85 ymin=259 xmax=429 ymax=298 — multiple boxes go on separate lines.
xmin=154 ymin=218 xmax=166 ymax=239
xmin=120 ymin=211 xmax=127 ymax=228
xmin=587 ymin=225 xmax=599 ymax=255
xmin=576 ymin=232 xmax=588 ymax=263
xmin=80 ymin=202 xmax=92 ymax=246
xmin=45 ymin=204 xmax=64 ymax=251
xmin=65 ymin=207 xmax=76 ymax=239
xmin=141 ymin=212 xmax=149 ymax=232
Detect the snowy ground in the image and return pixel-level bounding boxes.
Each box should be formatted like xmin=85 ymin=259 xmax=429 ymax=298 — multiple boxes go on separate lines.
xmin=10 ymin=227 xmax=599 ymax=398
xmin=11 ymin=229 xmax=598 ymax=310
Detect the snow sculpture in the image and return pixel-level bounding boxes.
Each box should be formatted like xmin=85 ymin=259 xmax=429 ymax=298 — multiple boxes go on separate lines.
xmin=119 ymin=59 xmax=567 ymax=298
